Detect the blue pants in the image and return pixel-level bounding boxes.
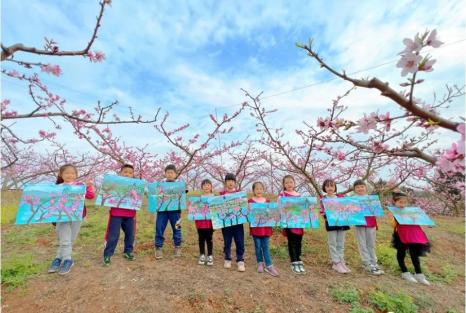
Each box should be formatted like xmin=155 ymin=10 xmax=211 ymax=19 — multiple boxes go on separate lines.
xmin=104 ymin=216 xmax=135 ymax=257
xmin=155 ymin=211 xmax=182 ymax=248
xmin=253 ymin=236 xmax=272 ymax=266
xmin=221 ymin=224 xmax=244 ymax=262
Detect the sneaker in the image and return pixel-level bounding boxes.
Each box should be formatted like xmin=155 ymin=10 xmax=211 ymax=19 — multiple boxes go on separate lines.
xmin=103 ymin=256 xmax=111 ymax=266
xmin=369 ymin=264 xmax=383 ymax=276
xmin=332 ymin=262 xmax=347 ymax=274
xmin=341 ymin=262 xmax=351 ymax=273
xmin=401 ymin=272 xmax=418 ymax=283
xmin=123 ymin=252 xmax=135 ymax=261
xmin=206 ymin=255 xmax=214 ymax=266
xmin=291 ymin=262 xmax=301 ymax=274
xmin=237 ymin=261 xmax=246 ymax=272
xmin=224 ymin=260 xmax=232 ymax=269
xmin=174 ymin=246 xmax=182 ymax=257
xmin=265 ymin=265 xmax=280 ymax=277
xmin=155 ymin=247 xmax=163 ymax=259
xmin=48 ymin=258 xmax=62 ymax=273
xmin=257 ymin=262 xmax=264 ymax=273
xmin=373 ymin=264 xmax=385 ymax=274
xmin=58 ymin=259 xmax=74 ymax=275
xmin=198 ymin=254 xmax=206 ymax=265
xmin=414 ymin=273 xmax=431 ymax=285
xmin=298 ymin=261 xmax=306 ymax=274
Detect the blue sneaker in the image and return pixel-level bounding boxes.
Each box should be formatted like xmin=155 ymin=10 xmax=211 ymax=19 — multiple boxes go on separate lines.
xmin=58 ymin=259 xmax=74 ymax=275
xmin=48 ymin=258 xmax=62 ymax=273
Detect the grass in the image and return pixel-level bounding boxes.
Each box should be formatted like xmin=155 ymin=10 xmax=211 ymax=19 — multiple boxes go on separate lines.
xmin=1 ymin=253 xmax=48 ymax=291
xmin=368 ymin=288 xmax=418 ymax=313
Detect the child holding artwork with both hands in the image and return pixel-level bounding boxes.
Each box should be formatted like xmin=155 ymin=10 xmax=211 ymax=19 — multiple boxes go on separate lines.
xmin=195 ymin=179 xmax=214 ymax=266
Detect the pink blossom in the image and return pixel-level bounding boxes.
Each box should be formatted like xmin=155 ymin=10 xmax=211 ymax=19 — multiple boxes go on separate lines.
xmin=400 ymin=37 xmax=422 ymax=54
xmin=372 ymin=141 xmax=388 ymax=153
xmin=418 ymin=58 xmax=436 ymax=72
xmin=87 ymin=51 xmax=106 ymax=63
xmin=356 ymin=113 xmax=378 ymax=134
xmin=40 ymin=64 xmax=62 ymax=76
xmin=396 ymin=52 xmax=422 ymax=76
xmin=335 ymin=151 xmax=345 ymax=161
xmin=426 ymin=29 xmax=443 ymax=48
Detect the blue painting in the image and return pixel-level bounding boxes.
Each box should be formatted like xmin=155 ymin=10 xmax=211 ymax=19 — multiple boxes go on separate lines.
xmin=207 ymin=192 xmax=249 ymax=229
xmin=279 ymin=197 xmax=319 ymax=229
xmin=248 ymin=202 xmax=281 ymax=227
xmin=147 ymin=181 xmax=187 ymax=212
xmin=187 ymin=196 xmax=211 ymax=220
xmin=95 ymin=174 xmax=145 ymax=210
xmin=387 ymin=206 xmax=435 ymax=226
xmin=352 ymin=195 xmax=384 ymax=216
xmin=322 ymin=197 xmax=367 ymax=226
xmin=16 ymin=184 xmax=86 ymax=224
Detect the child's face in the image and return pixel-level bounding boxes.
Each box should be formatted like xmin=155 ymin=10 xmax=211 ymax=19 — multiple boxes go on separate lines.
xmin=61 ymin=167 xmax=77 ymax=183
xmin=225 ymin=180 xmax=236 ymax=191
xmin=165 ymin=169 xmax=177 ymax=181
xmin=253 ymin=184 xmax=264 ymax=197
xmin=354 ymin=184 xmax=367 ymax=196
xmin=325 ymin=183 xmax=336 ymax=194
xmin=202 ymin=183 xmax=212 ymax=194
xmin=394 ymin=197 xmax=408 ymax=209
xmin=120 ymin=167 xmax=134 ymax=178
xmin=284 ymin=178 xmax=295 ymax=192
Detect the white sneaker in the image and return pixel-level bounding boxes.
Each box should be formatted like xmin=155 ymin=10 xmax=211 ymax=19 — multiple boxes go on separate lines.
xmin=401 ymin=272 xmax=418 ymax=283
xmin=373 ymin=264 xmax=385 ymax=274
xmin=224 ymin=260 xmax=232 ymax=269
xmin=198 ymin=254 xmax=206 ymax=265
xmin=206 ymin=255 xmax=213 ymax=266
xmin=414 ymin=273 xmax=431 ymax=285
xmin=237 ymin=261 xmax=246 ymax=272
xmin=298 ymin=261 xmax=306 ymax=274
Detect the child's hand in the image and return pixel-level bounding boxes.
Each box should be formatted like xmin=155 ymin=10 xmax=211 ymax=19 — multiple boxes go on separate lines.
xmin=85 ymin=179 xmax=94 ymax=187
xmin=175 ymin=219 xmax=181 ymax=230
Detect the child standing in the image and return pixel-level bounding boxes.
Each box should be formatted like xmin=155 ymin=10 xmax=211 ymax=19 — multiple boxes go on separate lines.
xmin=353 ymin=180 xmax=384 ymax=275
xmin=195 ymin=179 xmax=214 ymax=266
xmin=320 ymin=179 xmax=351 ymax=274
xmin=280 ymin=175 xmax=306 ymax=274
xmin=221 ymin=173 xmax=245 ymax=272
xmin=48 ymin=164 xmax=95 ymax=275
xmin=249 ymin=182 xmax=279 ymax=277
xmin=103 ymin=164 xmax=138 ymax=266
xmin=155 ymin=164 xmax=183 ymax=259
xmin=391 ymin=192 xmax=431 ymax=285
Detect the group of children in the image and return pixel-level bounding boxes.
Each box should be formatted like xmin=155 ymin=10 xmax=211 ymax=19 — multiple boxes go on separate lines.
xmin=47 ymin=163 xmax=432 ymax=285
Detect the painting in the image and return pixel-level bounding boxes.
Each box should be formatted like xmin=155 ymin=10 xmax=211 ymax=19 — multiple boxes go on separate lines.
xmin=95 ymin=174 xmax=145 ymax=210
xmin=248 ymin=202 xmax=281 ymax=227
xmin=387 ymin=206 xmax=435 ymax=226
xmin=187 ymin=196 xmax=211 ymax=220
xmin=322 ymin=197 xmax=367 ymax=226
xmin=207 ymin=191 xmax=249 ymax=229
xmin=352 ymin=195 xmax=384 ymax=216
xmin=147 ymin=181 xmax=187 ymax=212
xmin=278 ymin=197 xmax=319 ymax=229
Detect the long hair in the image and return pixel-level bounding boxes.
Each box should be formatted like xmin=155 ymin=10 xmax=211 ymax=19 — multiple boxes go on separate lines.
xmin=282 ymin=175 xmax=295 ymax=191
xmin=56 ymin=164 xmax=78 ymax=184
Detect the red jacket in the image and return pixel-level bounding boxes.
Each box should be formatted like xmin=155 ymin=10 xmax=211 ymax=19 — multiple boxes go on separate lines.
xmin=249 ymin=197 xmax=273 ymax=237
xmin=280 ymin=191 xmax=304 ymax=236
xmin=110 ymin=207 xmax=137 ymax=218
xmin=395 ymin=222 xmax=429 ymax=244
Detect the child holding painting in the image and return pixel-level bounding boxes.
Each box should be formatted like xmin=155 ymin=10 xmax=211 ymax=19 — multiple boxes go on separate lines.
xmin=48 ymin=164 xmax=95 ymax=275
xmin=249 ymin=182 xmax=279 ymax=277
xmin=195 ymin=179 xmax=214 ymax=266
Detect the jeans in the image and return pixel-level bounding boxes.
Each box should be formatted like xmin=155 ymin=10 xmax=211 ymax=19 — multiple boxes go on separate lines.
xmin=253 ymin=236 xmax=272 ymax=266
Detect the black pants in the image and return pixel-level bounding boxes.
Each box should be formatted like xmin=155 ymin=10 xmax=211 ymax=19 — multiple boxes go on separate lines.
xmin=197 ymin=228 xmax=213 ymax=256
xmin=286 ymin=229 xmax=303 ymax=262
xmin=104 ymin=216 xmax=135 ymax=257
xmin=397 ymin=245 xmax=422 ymax=274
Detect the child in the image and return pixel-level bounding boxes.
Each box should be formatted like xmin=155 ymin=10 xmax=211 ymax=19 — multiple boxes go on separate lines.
xmin=195 ymin=179 xmax=214 ymax=266
xmin=103 ymin=164 xmax=137 ymax=266
xmin=48 ymin=164 xmax=95 ymax=275
xmin=391 ymin=192 xmax=431 ymax=285
xmin=320 ymin=179 xmax=350 ymax=274
xmin=353 ymin=180 xmax=384 ymax=275
xmin=280 ymin=175 xmax=306 ymax=274
xmin=221 ymin=173 xmax=245 ymax=272
xmin=155 ymin=164 xmax=183 ymax=259
xmin=249 ymin=182 xmax=279 ymax=277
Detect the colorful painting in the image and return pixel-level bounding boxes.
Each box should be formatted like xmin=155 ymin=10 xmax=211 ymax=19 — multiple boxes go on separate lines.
xmin=187 ymin=196 xmax=211 ymax=220
xmin=147 ymin=181 xmax=187 ymax=212
xmin=279 ymin=197 xmax=319 ymax=229
xmin=353 ymin=195 xmax=384 ymax=216
xmin=388 ymin=206 xmax=435 ymax=226
xmin=95 ymin=174 xmax=145 ymax=210
xmin=322 ymin=197 xmax=367 ymax=226
xmin=16 ymin=184 xmax=86 ymax=224
xmin=207 ymin=192 xmax=249 ymax=229
xmin=248 ymin=202 xmax=281 ymax=227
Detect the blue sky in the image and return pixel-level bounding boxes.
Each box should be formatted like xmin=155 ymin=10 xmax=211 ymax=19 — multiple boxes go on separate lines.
xmin=2 ymin=0 xmax=465 ymax=155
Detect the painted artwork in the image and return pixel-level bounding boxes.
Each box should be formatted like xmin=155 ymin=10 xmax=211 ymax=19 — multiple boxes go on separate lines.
xmin=353 ymin=195 xmax=384 ymax=216
xmin=207 ymin=191 xmax=249 ymax=229
xmin=16 ymin=184 xmax=86 ymax=224
xmin=322 ymin=197 xmax=367 ymax=226
xmin=95 ymin=174 xmax=145 ymax=210
xmin=279 ymin=197 xmax=319 ymax=229
xmin=387 ymin=206 xmax=435 ymax=226
xmin=147 ymin=181 xmax=187 ymax=212
xmin=187 ymin=196 xmax=211 ymax=220
xmin=248 ymin=202 xmax=281 ymax=227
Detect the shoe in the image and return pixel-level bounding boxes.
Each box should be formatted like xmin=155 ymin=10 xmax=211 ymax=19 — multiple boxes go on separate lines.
xmin=298 ymin=261 xmax=306 ymax=274
xmin=48 ymin=258 xmax=62 ymax=273
xmin=198 ymin=254 xmax=206 ymax=265
xmin=369 ymin=264 xmax=383 ymax=275
xmin=174 ymin=246 xmax=182 ymax=257
xmin=401 ymin=272 xmax=418 ymax=283
xmin=155 ymin=247 xmax=163 ymax=259
xmin=257 ymin=262 xmax=264 ymax=273
xmin=206 ymin=255 xmax=214 ymax=266
xmin=291 ymin=262 xmax=301 ymax=274
xmin=332 ymin=262 xmax=347 ymax=274
xmin=414 ymin=273 xmax=431 ymax=285
xmin=103 ymin=256 xmax=111 ymax=266
xmin=373 ymin=264 xmax=385 ymax=274
xmin=237 ymin=261 xmax=246 ymax=272
xmin=58 ymin=259 xmax=74 ymax=275
xmin=265 ymin=265 xmax=280 ymax=277
xmin=341 ymin=262 xmax=351 ymax=273
xmin=224 ymin=260 xmax=232 ymax=269
xmin=123 ymin=252 xmax=135 ymax=261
